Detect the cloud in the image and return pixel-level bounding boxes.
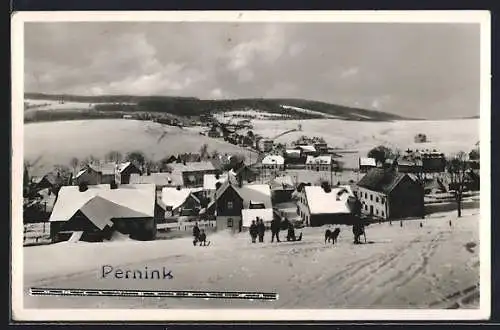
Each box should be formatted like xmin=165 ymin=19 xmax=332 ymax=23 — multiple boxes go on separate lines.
xmin=23 ymin=22 xmax=480 ymax=119
xmin=340 ymin=67 xmax=359 ymax=79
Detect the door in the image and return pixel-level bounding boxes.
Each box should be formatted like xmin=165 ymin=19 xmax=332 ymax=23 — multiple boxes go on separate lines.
xmin=370 ymin=205 xmax=374 ymax=217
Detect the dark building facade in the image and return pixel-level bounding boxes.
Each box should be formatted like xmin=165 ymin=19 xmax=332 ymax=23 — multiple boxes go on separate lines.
xmin=356 ymin=168 xmax=425 ymax=220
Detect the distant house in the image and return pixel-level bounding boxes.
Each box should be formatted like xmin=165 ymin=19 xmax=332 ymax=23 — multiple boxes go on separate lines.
xmin=313 ymin=142 xmax=329 ymax=154
xmin=160 ymin=187 xmax=201 ymax=218
xmin=396 ymin=158 xmax=423 ymax=174
xmin=129 ymin=172 xmax=184 ymax=191
xmin=229 ymin=163 xmax=257 ymax=183
xmin=305 ymin=155 xmax=332 ymax=172
xmin=270 ymin=175 xmax=296 ymax=204
xmin=168 ymin=161 xmax=218 ymax=187
xmin=207 ymin=181 xmax=273 ymax=232
xmin=73 ymin=162 xmax=117 ymax=185
xmin=421 ymin=152 xmax=446 ymax=173
xmin=262 ymin=155 xmax=285 ymax=171
xmin=295 ymin=145 xmax=317 ymax=156
xmin=297 ymin=185 xmax=356 ymax=227
xmin=208 ymin=126 xmax=224 ymax=138
xmin=284 ymin=149 xmax=305 ymax=166
xmin=203 ymin=173 xmax=229 ymax=198
xmin=115 ymin=162 xmax=142 ymax=184
xmin=359 ymin=157 xmax=377 ymax=173
xmin=356 ymin=168 xmax=424 ymax=220
xmin=32 ymin=172 xmax=69 ymax=193
xmin=49 ymin=183 xmax=162 ymax=243
xmin=258 ymin=139 xmax=274 ymax=152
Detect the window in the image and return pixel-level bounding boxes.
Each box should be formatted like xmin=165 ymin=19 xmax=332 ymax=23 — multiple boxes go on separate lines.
xmin=365 ymin=204 xmax=368 ymax=211
xmin=227 ymin=201 xmax=233 ymax=209
xmin=365 ymin=192 xmax=368 ymax=199
xmin=376 ymin=197 xmax=379 ymax=203
xmin=381 ymin=197 xmax=386 ymax=204
xmin=370 ymin=194 xmax=373 ymax=201
xmin=376 ymin=209 xmax=379 ymax=215
xmin=227 ymin=218 xmax=233 ymax=227
xmin=381 ymin=211 xmax=385 ymax=217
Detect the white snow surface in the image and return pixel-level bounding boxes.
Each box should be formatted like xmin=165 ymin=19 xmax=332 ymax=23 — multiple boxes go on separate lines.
xmin=24 ymin=209 xmax=480 ymax=309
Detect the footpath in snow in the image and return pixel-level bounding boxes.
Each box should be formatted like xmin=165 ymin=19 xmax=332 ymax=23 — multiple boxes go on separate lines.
xmin=23 ymin=209 xmax=480 ymax=309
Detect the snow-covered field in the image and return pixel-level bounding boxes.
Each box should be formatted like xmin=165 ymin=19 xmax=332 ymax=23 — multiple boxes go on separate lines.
xmin=24 ymin=119 xmax=258 ymax=177
xmin=251 ymin=118 xmax=479 ymax=169
xmin=24 ymin=209 xmax=480 ymax=309
xmin=24 ymin=99 xmax=136 ymax=111
xmin=280 ymin=105 xmax=339 ymax=119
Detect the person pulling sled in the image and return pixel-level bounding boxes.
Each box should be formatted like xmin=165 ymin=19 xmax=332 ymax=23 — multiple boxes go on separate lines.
xmin=286 ymin=221 xmax=303 ymax=242
xmin=192 ymin=222 xmax=200 ymax=246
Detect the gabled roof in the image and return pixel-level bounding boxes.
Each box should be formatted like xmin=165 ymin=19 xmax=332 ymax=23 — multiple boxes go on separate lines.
xmin=88 ymin=162 xmax=117 ymax=176
xmin=270 ymin=175 xmax=295 ymax=190
xmin=359 ymin=157 xmax=377 ymax=167
xmin=357 ymin=168 xmax=410 ymax=194
xmin=297 ymin=145 xmax=316 ymax=152
xmin=49 ymin=184 xmax=156 ymax=225
xmin=116 ymin=161 xmax=138 ymax=174
xmin=161 ymin=187 xmax=200 ymax=211
xmin=208 ymin=181 xmax=272 ymax=210
xmin=304 ymin=185 xmax=353 ymax=215
xmin=129 ymin=172 xmax=184 ymax=187
xmin=203 ymin=173 xmax=229 ymax=190
xmin=262 ymin=155 xmax=285 ymax=165
xmin=168 ymin=161 xmax=216 ymax=173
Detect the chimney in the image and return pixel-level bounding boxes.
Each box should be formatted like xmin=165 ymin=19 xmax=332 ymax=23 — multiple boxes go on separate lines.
xmin=176 ymin=185 xmax=182 ymax=191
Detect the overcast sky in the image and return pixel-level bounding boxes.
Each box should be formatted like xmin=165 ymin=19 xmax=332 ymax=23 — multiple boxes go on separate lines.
xmin=24 ymin=22 xmax=480 ymax=119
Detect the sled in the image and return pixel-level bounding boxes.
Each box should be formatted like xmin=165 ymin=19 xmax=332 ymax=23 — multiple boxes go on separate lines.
xmin=197 ymin=241 xmax=211 ymax=247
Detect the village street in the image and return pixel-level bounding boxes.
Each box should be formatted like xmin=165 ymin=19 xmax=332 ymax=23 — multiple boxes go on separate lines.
xmin=24 ymin=209 xmax=480 ymax=310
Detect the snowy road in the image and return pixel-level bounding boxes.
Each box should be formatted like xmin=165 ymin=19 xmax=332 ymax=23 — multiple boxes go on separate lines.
xmin=23 ymin=210 xmax=480 ymax=309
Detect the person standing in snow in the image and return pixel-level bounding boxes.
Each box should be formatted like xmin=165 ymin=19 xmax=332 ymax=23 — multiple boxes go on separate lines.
xmin=270 ymin=218 xmax=281 ymax=243
xmin=249 ymin=220 xmax=258 ymax=243
xmin=257 ymin=218 xmax=266 ymax=243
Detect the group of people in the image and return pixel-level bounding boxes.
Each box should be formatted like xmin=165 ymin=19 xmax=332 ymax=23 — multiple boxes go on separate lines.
xmin=249 ymin=218 xmax=266 ymax=243
xmin=192 ymin=223 xmax=208 ymax=246
xmin=249 ymin=217 xmax=302 ymax=243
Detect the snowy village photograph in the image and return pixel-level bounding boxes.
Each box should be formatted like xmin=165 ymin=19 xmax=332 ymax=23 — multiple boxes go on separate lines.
xmin=13 ymin=11 xmax=490 ymax=321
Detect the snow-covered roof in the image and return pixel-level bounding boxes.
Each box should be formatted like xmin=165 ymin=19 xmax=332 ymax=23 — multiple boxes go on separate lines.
xmin=129 ymin=173 xmax=183 ymax=187
xmin=285 ymin=149 xmax=301 ymax=155
xmin=74 ymin=169 xmax=87 ymax=179
xmin=203 ymin=173 xmax=229 ymax=190
xmin=116 ymin=161 xmax=132 ymax=173
xmin=306 ymin=155 xmax=332 ymax=165
xmin=49 ymin=184 xmax=156 ymax=228
xmin=208 ymin=182 xmax=272 ymax=210
xmin=168 ymin=161 xmax=216 ymax=173
xmin=242 ymin=208 xmax=274 ymax=227
xmin=359 ymin=157 xmax=377 ymax=167
xmin=262 ymin=155 xmax=285 ymax=165
xmin=298 ymin=145 xmax=316 ymax=152
xmin=304 ymin=185 xmax=353 ymax=215
xmin=161 ymin=187 xmax=200 ymax=211
xmin=88 ymin=162 xmax=117 ymax=175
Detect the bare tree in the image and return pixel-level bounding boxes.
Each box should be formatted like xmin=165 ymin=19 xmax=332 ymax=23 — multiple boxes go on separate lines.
xmin=69 ymin=157 xmax=79 ymax=176
xmin=105 ymin=150 xmax=123 ymax=163
xmin=446 ymin=151 xmax=469 ymax=218
xmin=199 ymin=144 xmax=209 ymax=160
